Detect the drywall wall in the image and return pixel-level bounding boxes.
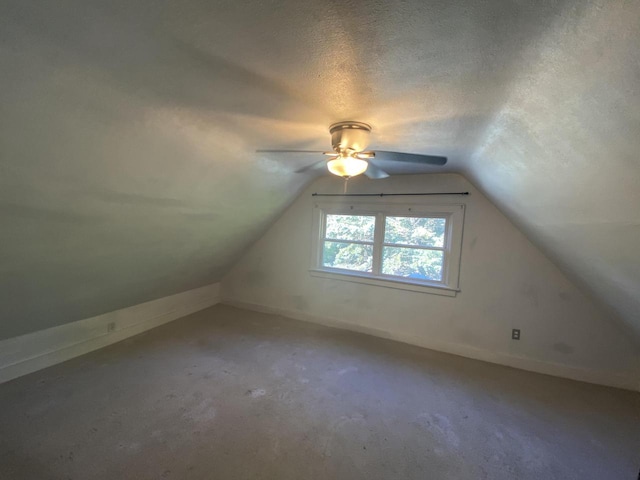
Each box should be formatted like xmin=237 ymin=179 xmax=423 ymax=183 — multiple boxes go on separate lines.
xmin=0 ymin=0 xmax=316 ymax=339
xmin=0 ymin=282 xmax=220 ymax=384
xmin=223 ymin=174 xmax=640 ymax=390
xmin=467 ymin=0 xmax=640 ymax=339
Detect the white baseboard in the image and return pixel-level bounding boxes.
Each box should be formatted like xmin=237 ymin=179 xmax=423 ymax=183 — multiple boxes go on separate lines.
xmin=223 ymin=298 xmax=640 ymax=392
xmin=0 ymin=283 xmax=221 ymax=384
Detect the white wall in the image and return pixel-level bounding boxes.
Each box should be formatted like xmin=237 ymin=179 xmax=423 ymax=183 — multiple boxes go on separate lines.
xmin=222 ymin=174 xmax=640 ymax=390
xmin=0 ymin=283 xmax=221 ymax=384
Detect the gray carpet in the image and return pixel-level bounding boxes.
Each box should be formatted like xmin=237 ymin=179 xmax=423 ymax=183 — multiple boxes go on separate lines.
xmin=1 ymin=304 xmax=638 ymax=479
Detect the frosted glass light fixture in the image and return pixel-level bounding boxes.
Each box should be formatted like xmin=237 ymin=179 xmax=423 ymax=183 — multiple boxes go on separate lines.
xmin=327 ymin=154 xmax=368 ymax=178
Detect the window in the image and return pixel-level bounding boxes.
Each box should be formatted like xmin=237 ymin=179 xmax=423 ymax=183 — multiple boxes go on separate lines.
xmin=311 ymin=202 xmax=464 ymax=296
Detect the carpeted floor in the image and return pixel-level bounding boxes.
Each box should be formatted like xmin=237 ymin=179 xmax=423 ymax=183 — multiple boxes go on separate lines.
xmin=0 ymin=304 xmax=638 ymax=479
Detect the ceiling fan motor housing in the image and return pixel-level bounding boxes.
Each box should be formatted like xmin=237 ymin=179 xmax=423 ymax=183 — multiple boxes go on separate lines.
xmin=329 ymin=121 xmax=372 ymax=153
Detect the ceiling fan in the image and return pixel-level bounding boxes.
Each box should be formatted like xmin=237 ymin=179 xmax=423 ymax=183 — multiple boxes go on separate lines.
xmin=257 ymin=121 xmax=447 ymax=179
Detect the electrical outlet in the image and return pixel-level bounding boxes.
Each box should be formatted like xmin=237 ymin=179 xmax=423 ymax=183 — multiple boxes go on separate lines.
xmin=512 ymin=328 xmax=521 ymax=340
xmin=107 ymin=321 xmax=116 ymax=333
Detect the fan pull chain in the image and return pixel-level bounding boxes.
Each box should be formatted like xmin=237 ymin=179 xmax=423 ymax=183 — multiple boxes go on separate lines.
xmin=343 ymin=177 xmax=349 ymax=194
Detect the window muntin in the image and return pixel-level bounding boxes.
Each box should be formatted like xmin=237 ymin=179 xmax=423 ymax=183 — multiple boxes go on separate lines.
xmin=312 ymin=203 xmax=464 ymax=294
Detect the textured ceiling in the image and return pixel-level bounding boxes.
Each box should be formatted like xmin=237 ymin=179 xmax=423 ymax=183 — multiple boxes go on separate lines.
xmin=1 ymin=0 xmax=638 ymax=340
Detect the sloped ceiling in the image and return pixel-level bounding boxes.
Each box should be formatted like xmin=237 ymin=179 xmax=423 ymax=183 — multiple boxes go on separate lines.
xmin=1 ymin=0 xmax=638 ymax=340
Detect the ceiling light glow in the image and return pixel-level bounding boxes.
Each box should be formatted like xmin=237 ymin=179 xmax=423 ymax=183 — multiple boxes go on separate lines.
xmin=327 ymin=155 xmax=368 ymax=178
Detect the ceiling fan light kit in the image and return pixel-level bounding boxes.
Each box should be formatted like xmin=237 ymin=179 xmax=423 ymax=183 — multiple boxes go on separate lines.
xmin=257 ymin=121 xmax=447 ymax=179
xmin=326 ymin=154 xmax=369 ymax=177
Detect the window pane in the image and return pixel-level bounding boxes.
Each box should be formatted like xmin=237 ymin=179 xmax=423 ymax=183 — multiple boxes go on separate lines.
xmin=384 ymin=216 xmax=446 ymax=247
xmin=323 ymin=241 xmax=373 ymax=272
xmin=382 ymin=246 xmax=444 ymax=281
xmin=325 ymin=214 xmax=375 ymax=242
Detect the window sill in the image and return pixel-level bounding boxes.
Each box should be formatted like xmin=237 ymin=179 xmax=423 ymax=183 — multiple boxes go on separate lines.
xmin=309 ymin=269 xmax=459 ymax=297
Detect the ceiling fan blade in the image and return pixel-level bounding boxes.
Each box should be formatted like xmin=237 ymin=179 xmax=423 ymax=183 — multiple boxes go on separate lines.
xmin=364 ymin=162 xmax=390 ymax=179
xmin=256 ymin=149 xmax=326 ymax=154
xmin=373 ymin=151 xmax=447 ymax=166
xmin=295 ymin=159 xmax=328 ymax=174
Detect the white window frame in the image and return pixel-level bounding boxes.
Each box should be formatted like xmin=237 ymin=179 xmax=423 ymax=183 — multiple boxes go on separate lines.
xmin=310 ymin=201 xmax=465 ymax=297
